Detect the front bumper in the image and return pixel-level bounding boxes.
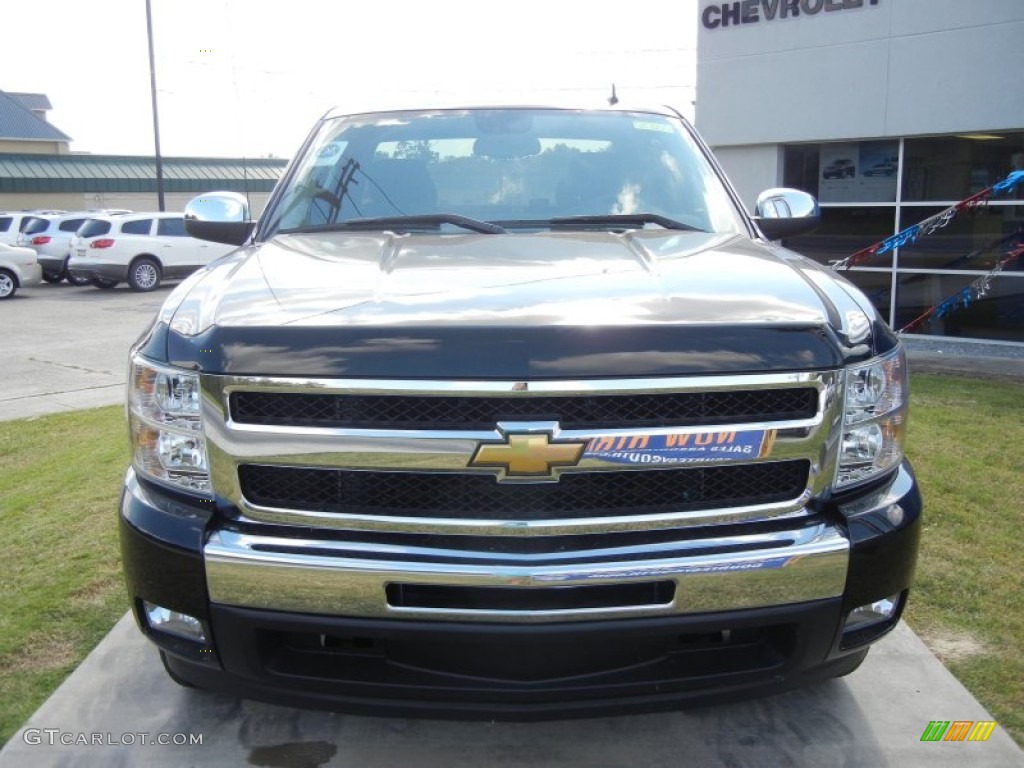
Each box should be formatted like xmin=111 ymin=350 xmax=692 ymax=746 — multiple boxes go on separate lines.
xmin=203 ymin=522 xmax=849 ymax=623
xmin=120 ymin=462 xmax=921 ymax=718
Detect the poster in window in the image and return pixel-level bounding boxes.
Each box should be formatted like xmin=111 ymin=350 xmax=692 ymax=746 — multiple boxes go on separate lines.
xmin=819 ymin=141 xmax=899 ymax=203
xmin=819 ymin=143 xmax=859 ymax=203
xmin=858 ymin=141 xmax=899 ymax=202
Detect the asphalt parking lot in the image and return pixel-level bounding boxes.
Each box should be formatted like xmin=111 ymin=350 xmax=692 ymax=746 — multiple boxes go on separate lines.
xmin=0 ymin=281 xmax=168 ymax=421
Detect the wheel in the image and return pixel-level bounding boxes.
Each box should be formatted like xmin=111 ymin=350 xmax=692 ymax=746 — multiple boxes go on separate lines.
xmin=159 ymin=651 xmax=196 ymax=688
xmin=128 ymin=257 xmax=161 ymax=292
xmin=0 ymin=269 xmax=17 ymax=299
xmin=91 ymin=278 xmax=119 ymax=289
xmin=66 ymin=271 xmax=91 ymax=286
xmin=41 ymin=271 xmax=64 ymax=284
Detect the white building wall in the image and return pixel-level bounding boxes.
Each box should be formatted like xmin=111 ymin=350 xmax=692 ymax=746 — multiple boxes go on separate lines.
xmin=696 ymin=0 xmax=1024 ymax=147
xmin=713 ymin=144 xmax=783 ymax=212
xmin=884 ymin=19 xmax=1024 ymax=137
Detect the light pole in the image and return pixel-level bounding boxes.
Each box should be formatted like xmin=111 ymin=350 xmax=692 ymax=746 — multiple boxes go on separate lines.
xmin=145 ymin=0 xmax=166 ymax=211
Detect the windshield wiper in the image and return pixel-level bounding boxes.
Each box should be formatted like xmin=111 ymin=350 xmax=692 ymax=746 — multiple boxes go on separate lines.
xmin=494 ymin=214 xmax=705 ymax=233
xmin=548 ymin=214 xmax=705 ymax=232
xmin=281 ymin=214 xmax=507 ymax=235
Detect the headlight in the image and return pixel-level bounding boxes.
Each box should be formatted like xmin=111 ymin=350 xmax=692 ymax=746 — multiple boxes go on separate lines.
xmin=837 ymin=346 xmax=907 ymax=489
xmin=128 ymin=354 xmax=210 ymax=494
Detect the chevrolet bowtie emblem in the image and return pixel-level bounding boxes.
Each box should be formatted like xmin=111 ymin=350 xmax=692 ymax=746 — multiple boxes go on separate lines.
xmin=469 ymin=432 xmax=586 ymax=480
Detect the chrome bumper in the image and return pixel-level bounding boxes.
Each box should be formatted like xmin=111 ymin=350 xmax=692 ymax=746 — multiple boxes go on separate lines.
xmin=205 ymin=522 xmax=849 ymax=623
xmin=19 ymin=262 xmax=43 ymax=288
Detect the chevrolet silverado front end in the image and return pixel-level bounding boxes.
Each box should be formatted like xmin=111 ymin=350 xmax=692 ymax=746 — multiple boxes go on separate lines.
xmin=119 ymin=105 xmax=920 ymax=718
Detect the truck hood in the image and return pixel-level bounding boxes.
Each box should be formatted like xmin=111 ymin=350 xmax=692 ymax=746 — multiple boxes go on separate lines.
xmin=152 ymin=230 xmax=888 ymax=378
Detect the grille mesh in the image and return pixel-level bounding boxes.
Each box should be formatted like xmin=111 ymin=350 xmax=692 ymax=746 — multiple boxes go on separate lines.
xmin=230 ymin=388 xmax=818 ymax=430
xmin=238 ymin=460 xmax=810 ymax=520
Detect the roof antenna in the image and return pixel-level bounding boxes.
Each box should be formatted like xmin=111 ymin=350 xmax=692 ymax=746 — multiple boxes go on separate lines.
xmin=608 ymin=83 xmax=619 ymax=106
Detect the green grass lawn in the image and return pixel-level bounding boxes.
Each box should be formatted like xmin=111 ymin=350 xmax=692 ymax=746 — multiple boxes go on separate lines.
xmin=0 ymin=407 xmax=129 ymax=745
xmin=0 ymin=375 xmax=1021 ymax=747
xmin=901 ymin=374 xmax=1024 ymax=746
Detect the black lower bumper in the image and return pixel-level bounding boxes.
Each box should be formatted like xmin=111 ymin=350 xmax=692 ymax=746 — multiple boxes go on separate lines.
xmin=160 ymin=600 xmax=867 ymax=720
xmin=120 ymin=463 xmax=921 ymax=719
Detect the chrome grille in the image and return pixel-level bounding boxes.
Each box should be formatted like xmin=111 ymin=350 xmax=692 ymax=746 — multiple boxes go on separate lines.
xmin=229 ymin=388 xmax=818 ymax=430
xmin=203 ymin=371 xmax=841 ymax=535
xmin=238 ymin=461 xmax=811 ymax=520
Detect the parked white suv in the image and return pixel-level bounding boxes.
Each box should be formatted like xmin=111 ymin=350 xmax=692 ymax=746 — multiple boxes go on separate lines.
xmin=17 ymin=213 xmax=98 ymax=284
xmin=0 ymin=211 xmax=66 ymax=248
xmin=68 ymin=212 xmax=236 ymax=291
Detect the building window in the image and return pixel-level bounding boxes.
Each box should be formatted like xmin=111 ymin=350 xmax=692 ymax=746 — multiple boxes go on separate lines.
xmin=783 ymin=140 xmax=899 ymax=204
xmin=895 ymin=273 xmax=1024 ymax=342
xmin=903 ymin=133 xmax=1024 ymax=202
xmin=782 ymin=136 xmax=1024 ymax=344
xmin=785 ymin=207 xmax=897 ymax=269
xmin=895 ymin=205 xmax=1023 ymax=271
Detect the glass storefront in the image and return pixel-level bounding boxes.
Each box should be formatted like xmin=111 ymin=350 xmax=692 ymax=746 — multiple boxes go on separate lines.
xmin=782 ymin=132 xmax=1024 ymax=343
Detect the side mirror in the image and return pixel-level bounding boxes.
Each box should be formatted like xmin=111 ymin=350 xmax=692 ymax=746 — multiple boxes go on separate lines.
xmin=184 ymin=191 xmax=256 ymax=246
xmin=752 ymin=188 xmax=820 ymax=240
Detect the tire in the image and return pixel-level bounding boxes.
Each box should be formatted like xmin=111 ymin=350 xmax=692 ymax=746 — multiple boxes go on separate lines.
xmin=66 ymin=271 xmax=91 ymax=286
xmin=128 ymin=257 xmax=161 ymax=292
xmin=0 ymin=269 xmax=17 ymax=299
xmin=42 ymin=271 xmax=64 ymax=284
xmin=91 ymin=278 xmax=119 ymax=290
xmin=159 ymin=651 xmax=196 ymax=688
xmin=828 ymin=648 xmax=869 ymax=679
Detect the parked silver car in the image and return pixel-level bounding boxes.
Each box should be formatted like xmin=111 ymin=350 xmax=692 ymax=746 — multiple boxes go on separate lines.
xmin=0 ymin=242 xmax=42 ymax=299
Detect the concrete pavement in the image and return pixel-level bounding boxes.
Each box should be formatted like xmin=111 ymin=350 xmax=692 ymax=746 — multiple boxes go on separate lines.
xmin=1 ymin=615 xmax=1020 ymax=767
xmin=0 ymin=282 xmax=165 ymax=422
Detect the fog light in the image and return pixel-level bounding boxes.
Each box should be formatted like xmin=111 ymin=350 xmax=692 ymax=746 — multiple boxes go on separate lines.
xmin=844 ymin=593 xmax=901 ymax=630
xmin=143 ymin=601 xmax=207 ymax=643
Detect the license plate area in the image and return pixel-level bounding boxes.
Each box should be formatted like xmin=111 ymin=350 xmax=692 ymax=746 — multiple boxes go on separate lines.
xmin=385 ymin=581 xmax=676 ymax=612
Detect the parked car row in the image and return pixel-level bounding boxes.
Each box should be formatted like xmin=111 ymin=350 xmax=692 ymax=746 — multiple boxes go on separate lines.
xmin=1 ymin=208 xmax=128 ymax=284
xmin=0 ymin=208 xmax=237 ymax=298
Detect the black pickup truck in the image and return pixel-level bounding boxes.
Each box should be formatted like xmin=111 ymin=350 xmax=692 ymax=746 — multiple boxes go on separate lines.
xmin=120 ymin=105 xmax=920 ymax=719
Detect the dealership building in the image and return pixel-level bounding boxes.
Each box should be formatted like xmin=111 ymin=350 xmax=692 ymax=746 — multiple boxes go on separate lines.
xmin=696 ymin=0 xmax=1024 ymax=344
xmin=0 ymin=89 xmax=285 ymax=215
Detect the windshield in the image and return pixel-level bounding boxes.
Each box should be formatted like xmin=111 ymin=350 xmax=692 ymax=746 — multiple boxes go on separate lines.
xmin=262 ymin=109 xmax=744 ymax=237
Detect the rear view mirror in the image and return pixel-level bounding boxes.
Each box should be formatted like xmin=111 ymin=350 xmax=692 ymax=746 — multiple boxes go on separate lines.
xmin=184 ymin=191 xmax=255 ymax=246
xmin=473 ymin=135 xmax=542 ymax=160
xmin=753 ymin=188 xmax=820 ymax=240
